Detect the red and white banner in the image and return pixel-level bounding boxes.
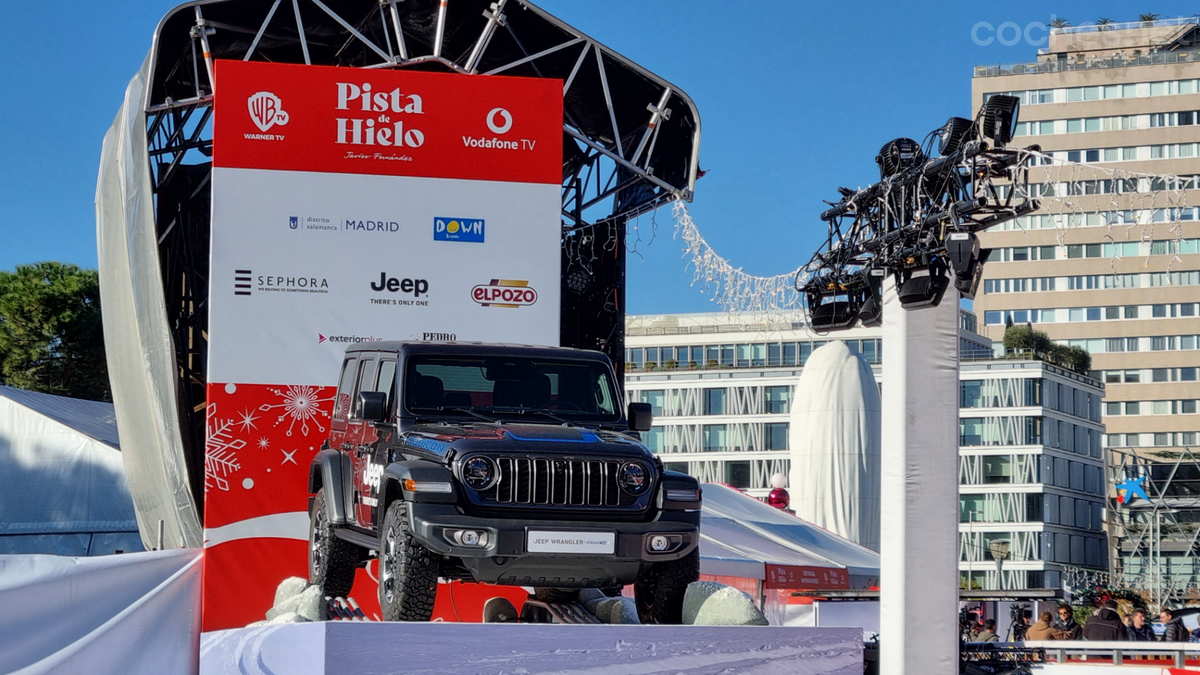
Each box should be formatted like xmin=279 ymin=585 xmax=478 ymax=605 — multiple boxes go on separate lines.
xmin=203 ymin=60 xmax=562 ymax=630
xmin=764 ymin=564 xmax=851 ymax=590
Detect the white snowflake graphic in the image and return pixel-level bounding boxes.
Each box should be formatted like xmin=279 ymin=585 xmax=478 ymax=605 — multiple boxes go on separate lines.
xmin=205 ymin=403 xmax=245 ymax=492
xmin=259 ymin=385 xmax=334 ymax=437
xmin=257 ymin=437 xmax=271 ymax=450
xmin=236 ymin=408 xmax=259 ymax=433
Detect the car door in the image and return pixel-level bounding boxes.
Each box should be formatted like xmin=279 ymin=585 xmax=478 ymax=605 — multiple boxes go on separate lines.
xmin=349 ymin=355 xmax=378 ymax=526
xmin=358 ymin=356 xmax=397 ymax=529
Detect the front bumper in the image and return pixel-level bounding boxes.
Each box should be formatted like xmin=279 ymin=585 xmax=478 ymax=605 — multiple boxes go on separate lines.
xmin=407 ymin=502 xmax=699 ymax=587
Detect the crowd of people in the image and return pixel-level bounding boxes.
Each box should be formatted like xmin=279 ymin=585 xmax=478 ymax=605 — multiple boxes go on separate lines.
xmin=964 ymin=603 xmax=1194 ymax=642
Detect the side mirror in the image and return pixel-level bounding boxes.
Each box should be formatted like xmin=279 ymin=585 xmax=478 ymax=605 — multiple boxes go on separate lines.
xmin=357 ymin=391 xmax=387 ymax=422
xmin=627 ymin=402 xmax=653 ymax=432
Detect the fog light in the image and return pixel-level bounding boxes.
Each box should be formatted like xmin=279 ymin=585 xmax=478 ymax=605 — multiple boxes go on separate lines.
xmin=444 ymin=528 xmax=489 ymax=548
xmin=650 ymin=535 xmax=669 ymax=552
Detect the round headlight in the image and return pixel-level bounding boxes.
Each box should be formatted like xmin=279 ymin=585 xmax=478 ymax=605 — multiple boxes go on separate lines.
xmin=463 ymin=457 xmax=495 ymax=490
xmin=618 ymin=462 xmax=648 ymax=494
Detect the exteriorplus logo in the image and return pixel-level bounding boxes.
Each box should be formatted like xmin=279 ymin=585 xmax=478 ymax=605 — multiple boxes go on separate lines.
xmin=246 ymin=92 xmax=289 ymax=140
xmin=319 ymin=334 xmax=383 ymax=344
xmin=472 ymin=280 xmax=538 ymax=308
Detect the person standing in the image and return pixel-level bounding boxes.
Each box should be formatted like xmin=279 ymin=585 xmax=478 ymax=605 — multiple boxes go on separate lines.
xmin=977 ymin=619 xmax=999 ymax=642
xmin=1026 ymin=611 xmax=1056 ymax=640
xmin=1161 ymin=608 xmax=1189 ymax=642
xmin=1127 ymin=608 xmax=1155 ymax=641
xmin=1052 ymin=603 xmax=1083 ymax=640
xmin=1083 ymin=600 xmax=1127 ymax=641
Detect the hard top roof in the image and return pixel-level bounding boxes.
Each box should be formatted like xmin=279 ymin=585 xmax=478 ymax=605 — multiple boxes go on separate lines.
xmin=344 ymin=341 xmax=610 ymax=362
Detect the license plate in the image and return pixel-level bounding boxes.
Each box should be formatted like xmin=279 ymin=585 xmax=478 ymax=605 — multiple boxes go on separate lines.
xmin=527 ymin=530 xmax=615 ymax=555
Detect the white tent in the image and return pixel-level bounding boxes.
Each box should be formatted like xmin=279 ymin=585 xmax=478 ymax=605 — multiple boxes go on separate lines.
xmin=0 ymin=386 xmax=143 ymax=555
xmin=699 ymin=483 xmax=880 ymax=586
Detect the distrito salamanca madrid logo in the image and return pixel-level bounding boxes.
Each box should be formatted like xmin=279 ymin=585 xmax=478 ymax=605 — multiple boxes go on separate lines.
xmin=247 ymin=92 xmax=289 ymax=132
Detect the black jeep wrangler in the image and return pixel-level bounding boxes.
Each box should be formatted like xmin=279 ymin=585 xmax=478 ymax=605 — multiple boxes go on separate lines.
xmin=307 ymin=341 xmax=702 ymax=623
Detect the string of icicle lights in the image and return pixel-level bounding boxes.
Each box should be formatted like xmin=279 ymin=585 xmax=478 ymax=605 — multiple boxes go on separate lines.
xmin=672 ymin=155 xmax=1194 ymax=314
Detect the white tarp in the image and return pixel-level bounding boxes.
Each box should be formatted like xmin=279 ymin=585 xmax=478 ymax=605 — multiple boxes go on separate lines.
xmin=0 ymin=548 xmax=201 ymax=675
xmin=702 ymin=483 xmax=880 ymax=579
xmin=789 ymin=340 xmax=881 ymax=551
xmin=95 ymin=56 xmax=202 ymax=551
xmin=0 ymin=387 xmax=142 ymax=555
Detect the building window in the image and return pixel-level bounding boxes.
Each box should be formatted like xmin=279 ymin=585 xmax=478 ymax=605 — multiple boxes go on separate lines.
xmin=961 ymin=418 xmax=983 ymax=446
xmin=764 ymin=423 xmax=789 ymax=450
xmin=665 ymin=462 xmax=688 ymax=474
xmin=703 ymin=388 xmax=726 ymax=415
xmin=764 ymin=386 xmax=790 ymax=414
xmin=1126 ymin=402 xmax=1140 ymax=415
xmin=782 ymin=343 xmax=797 ymax=366
xmin=983 ymin=456 xmax=1013 ymax=484
xmin=961 ymin=381 xmax=983 ymax=408
xmin=643 ymin=426 xmax=663 ymax=453
xmin=1152 ymin=368 xmax=1169 ymax=382
xmin=725 ymin=461 xmax=751 ymax=488
xmin=1106 ymin=402 xmax=1122 ymax=415
xmin=703 ymin=424 xmax=726 ymax=451
xmin=641 ymin=390 xmax=664 ymax=416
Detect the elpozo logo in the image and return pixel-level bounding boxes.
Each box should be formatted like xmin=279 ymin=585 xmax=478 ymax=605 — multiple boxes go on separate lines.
xmin=433 ymin=217 xmax=484 ymax=243
xmin=472 ymin=279 xmax=537 ymax=308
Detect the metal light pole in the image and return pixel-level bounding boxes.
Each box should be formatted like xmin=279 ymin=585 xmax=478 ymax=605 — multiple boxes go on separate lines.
xmin=990 ymin=539 xmax=1011 ymax=592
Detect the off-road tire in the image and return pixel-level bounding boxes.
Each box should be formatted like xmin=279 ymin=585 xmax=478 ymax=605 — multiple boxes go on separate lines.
xmin=378 ymin=500 xmax=438 ymax=621
xmin=534 ymin=587 xmax=581 ymax=604
xmin=634 ymin=548 xmax=699 ymax=624
xmin=308 ymin=488 xmax=360 ymax=599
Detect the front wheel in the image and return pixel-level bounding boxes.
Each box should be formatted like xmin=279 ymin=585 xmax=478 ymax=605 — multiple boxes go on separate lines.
xmin=378 ymin=500 xmax=438 ymax=621
xmin=309 ymin=488 xmax=360 ymax=599
xmin=634 ymin=548 xmax=699 ymax=624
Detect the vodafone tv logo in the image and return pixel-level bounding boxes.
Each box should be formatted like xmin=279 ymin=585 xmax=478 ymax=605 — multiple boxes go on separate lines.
xmin=472 ymin=280 xmax=538 ymax=308
xmin=248 ymin=92 xmax=289 ymax=133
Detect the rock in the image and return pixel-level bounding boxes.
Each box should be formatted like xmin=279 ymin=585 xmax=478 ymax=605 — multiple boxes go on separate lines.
xmin=691 ymin=586 xmax=769 ymax=626
xmin=681 ymin=581 xmax=726 ymax=625
xmin=273 ymin=576 xmax=309 ymax=608
xmin=595 ymin=597 xmax=622 ymax=623
xmin=267 ymin=583 xmax=325 ymax=622
xmin=267 ymin=611 xmax=309 ymax=624
xmin=608 ymin=596 xmax=640 ymax=625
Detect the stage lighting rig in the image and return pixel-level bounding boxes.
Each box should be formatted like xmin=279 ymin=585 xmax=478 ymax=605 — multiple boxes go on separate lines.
xmin=799 ymin=96 xmax=1040 ymax=330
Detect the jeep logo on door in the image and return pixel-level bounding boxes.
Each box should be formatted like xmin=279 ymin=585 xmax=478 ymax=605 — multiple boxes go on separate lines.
xmin=471 ymin=280 xmax=538 ymax=308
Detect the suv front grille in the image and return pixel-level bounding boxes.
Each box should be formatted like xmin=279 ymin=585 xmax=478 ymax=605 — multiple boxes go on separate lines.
xmin=478 ymin=457 xmax=644 ymax=508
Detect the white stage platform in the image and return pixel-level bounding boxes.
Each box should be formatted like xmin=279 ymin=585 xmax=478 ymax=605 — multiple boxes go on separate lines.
xmin=200 ymin=623 xmax=862 ymax=675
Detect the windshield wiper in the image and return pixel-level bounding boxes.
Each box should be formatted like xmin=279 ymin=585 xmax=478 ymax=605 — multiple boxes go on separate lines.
xmin=441 ymin=406 xmax=503 ymax=425
xmin=503 ymin=408 xmax=570 ymax=425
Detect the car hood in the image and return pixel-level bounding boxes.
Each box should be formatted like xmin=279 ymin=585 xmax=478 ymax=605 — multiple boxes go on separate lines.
xmin=402 ymin=422 xmax=653 ymax=461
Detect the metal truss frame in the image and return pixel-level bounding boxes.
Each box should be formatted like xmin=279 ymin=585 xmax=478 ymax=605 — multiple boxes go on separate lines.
xmin=140 ymin=0 xmax=701 ymax=512
xmin=1106 ymin=445 xmax=1200 ymax=608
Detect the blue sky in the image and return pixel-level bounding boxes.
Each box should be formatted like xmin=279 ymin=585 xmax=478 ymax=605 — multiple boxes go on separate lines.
xmin=1 ymin=1 xmax=1196 ymax=314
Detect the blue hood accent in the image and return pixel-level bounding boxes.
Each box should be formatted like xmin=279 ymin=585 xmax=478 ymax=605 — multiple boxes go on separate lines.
xmin=503 ymin=425 xmax=599 ymax=444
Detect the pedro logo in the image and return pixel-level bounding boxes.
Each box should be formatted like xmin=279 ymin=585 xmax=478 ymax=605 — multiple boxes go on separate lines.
xmin=248 ymin=91 xmax=289 ymax=132
xmin=472 ymin=280 xmax=537 ymax=308
xmin=434 ymin=217 xmax=484 ymax=243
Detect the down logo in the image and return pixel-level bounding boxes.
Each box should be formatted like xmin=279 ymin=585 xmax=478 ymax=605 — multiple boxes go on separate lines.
xmin=471 ymin=279 xmax=538 ymax=308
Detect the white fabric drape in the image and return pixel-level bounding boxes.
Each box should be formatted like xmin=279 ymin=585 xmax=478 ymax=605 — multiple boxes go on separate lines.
xmin=789 ymin=341 xmax=882 ymax=551
xmin=879 ymin=278 xmax=960 ymax=674
xmin=95 ymin=55 xmax=202 ymax=550
xmin=0 ymin=549 xmax=201 ymax=674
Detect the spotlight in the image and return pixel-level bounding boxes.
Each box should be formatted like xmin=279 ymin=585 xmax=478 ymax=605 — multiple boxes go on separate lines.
xmin=564 ymin=268 xmax=592 ymax=294
xmin=875 ymin=138 xmax=925 ymax=179
xmin=897 ymin=257 xmax=950 ymax=309
xmin=981 ymin=95 xmax=1020 ymax=147
xmin=946 ymin=232 xmax=986 ymax=300
xmin=936 ymin=117 xmax=975 ymax=157
xmin=857 ymin=269 xmax=884 ymax=327
xmin=804 ymin=274 xmax=861 ymax=331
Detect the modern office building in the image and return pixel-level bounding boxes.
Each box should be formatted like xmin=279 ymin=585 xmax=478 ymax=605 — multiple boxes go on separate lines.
xmin=973 ymin=17 xmax=1200 ymax=589
xmin=623 ymin=311 xmax=1107 ymax=589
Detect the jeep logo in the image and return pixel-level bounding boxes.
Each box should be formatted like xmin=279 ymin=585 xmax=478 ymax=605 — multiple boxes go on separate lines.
xmin=371 ymin=273 xmax=429 ymax=297
xmin=365 ymin=462 xmax=384 ymax=490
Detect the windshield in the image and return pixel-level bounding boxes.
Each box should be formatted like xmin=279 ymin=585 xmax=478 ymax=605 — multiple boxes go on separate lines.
xmin=404 ymin=354 xmax=621 ymax=422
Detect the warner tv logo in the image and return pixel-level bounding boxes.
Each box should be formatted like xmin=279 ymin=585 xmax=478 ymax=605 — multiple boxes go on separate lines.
xmin=433 ymin=217 xmax=484 ymax=243
xmin=472 ymin=280 xmax=537 ymax=308
xmin=245 ymin=92 xmax=288 ymax=140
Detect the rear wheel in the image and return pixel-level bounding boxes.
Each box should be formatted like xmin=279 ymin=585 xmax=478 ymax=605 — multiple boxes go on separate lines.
xmin=635 ymin=549 xmax=699 ymax=624
xmin=378 ymin=500 xmax=438 ymax=621
xmin=308 ymin=488 xmax=360 ymax=599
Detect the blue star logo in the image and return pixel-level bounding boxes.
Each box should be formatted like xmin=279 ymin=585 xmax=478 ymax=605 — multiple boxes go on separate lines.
xmin=1116 ymin=476 xmax=1149 ymax=505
